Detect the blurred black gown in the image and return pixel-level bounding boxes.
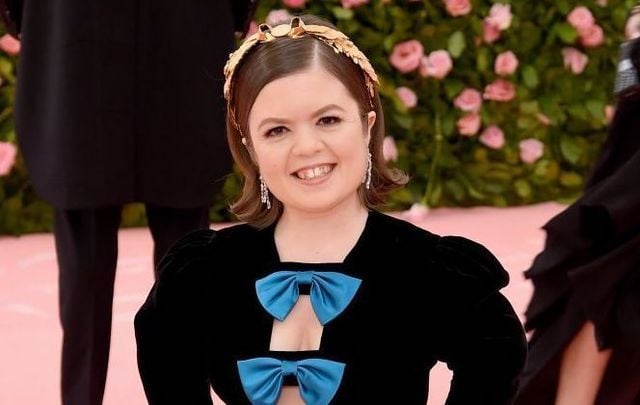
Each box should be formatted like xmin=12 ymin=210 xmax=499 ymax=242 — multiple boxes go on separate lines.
xmin=516 ymin=89 xmax=640 ymax=405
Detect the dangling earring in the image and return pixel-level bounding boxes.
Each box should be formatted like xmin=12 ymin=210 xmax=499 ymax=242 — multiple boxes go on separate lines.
xmin=259 ymin=174 xmax=271 ymax=210
xmin=365 ymin=151 xmax=372 ymax=190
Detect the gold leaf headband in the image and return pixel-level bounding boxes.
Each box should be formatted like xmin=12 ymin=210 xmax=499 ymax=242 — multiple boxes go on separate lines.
xmin=223 ymin=16 xmax=379 ymax=103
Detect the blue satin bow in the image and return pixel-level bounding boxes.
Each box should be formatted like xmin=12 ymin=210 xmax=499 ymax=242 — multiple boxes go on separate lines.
xmin=237 ymin=357 xmax=345 ymax=405
xmin=255 ymin=271 xmax=362 ymax=325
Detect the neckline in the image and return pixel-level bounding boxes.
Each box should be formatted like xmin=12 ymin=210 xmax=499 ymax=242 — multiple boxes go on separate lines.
xmin=265 ymin=210 xmax=377 ymax=270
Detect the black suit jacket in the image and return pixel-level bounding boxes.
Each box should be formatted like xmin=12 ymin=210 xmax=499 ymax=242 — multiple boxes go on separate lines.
xmin=10 ymin=0 xmax=256 ymax=209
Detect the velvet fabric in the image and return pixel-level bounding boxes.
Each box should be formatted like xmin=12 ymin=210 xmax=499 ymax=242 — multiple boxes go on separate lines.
xmin=135 ymin=211 xmax=527 ymax=404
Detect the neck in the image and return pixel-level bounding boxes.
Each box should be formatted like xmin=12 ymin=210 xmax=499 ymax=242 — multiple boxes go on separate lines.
xmin=274 ymin=198 xmax=369 ymax=263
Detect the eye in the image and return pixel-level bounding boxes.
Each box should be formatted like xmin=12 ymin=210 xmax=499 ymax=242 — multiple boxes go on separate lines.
xmin=318 ymin=116 xmax=341 ymax=126
xmin=264 ymin=126 xmax=288 ymax=138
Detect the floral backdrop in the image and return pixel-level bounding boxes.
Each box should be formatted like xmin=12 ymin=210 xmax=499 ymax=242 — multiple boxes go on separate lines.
xmin=0 ymin=0 xmax=633 ymax=234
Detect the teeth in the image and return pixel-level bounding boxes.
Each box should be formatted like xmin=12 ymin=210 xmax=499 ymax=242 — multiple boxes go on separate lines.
xmin=296 ymin=165 xmax=332 ymax=180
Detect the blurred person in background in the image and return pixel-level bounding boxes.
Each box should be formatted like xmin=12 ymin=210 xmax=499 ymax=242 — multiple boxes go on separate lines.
xmin=0 ymin=1 xmax=256 ymax=404
xmin=515 ymin=5 xmax=640 ymax=405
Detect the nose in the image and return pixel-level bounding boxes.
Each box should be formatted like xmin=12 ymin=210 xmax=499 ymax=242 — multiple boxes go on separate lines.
xmin=291 ymin=127 xmax=324 ymax=156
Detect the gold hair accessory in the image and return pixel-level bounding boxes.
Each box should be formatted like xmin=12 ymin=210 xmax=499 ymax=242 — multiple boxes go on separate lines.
xmin=223 ymin=17 xmax=379 ymax=102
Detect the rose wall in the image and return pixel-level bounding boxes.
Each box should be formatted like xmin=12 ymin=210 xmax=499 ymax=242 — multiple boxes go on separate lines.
xmin=0 ymin=0 xmax=632 ymax=234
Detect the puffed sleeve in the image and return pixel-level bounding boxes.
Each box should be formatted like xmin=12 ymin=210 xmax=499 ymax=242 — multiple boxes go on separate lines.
xmin=134 ymin=229 xmax=218 ymax=405
xmin=433 ymin=236 xmax=527 ymax=405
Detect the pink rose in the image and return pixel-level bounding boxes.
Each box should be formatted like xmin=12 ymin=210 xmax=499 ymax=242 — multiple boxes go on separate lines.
xmin=605 ymin=105 xmax=615 ymax=123
xmin=457 ymin=113 xmax=482 ymax=136
xmin=479 ymin=125 xmax=505 ymax=149
xmin=535 ymin=113 xmax=551 ymax=126
xmin=567 ymin=6 xmax=595 ymax=34
xmin=483 ymin=79 xmax=516 ymax=102
xmin=341 ymin=0 xmax=369 ymax=8
xmin=494 ymin=51 xmax=519 ymax=76
xmin=400 ymin=203 xmax=430 ymax=223
xmin=282 ymin=0 xmax=306 ymax=7
xmin=0 ymin=34 xmax=20 ymax=56
xmin=454 ymin=88 xmax=483 ymax=112
xmin=443 ymin=0 xmax=472 ymax=17
xmin=265 ymin=9 xmax=293 ymax=26
xmin=580 ymin=24 xmax=604 ymax=48
xmin=396 ymin=86 xmax=418 ymax=108
xmin=419 ymin=50 xmax=453 ymax=79
xmin=389 ymin=40 xmax=424 ymax=73
xmin=383 ymin=136 xmax=398 ymax=162
xmin=486 ymin=4 xmax=512 ymax=31
xmin=0 ymin=141 xmax=17 ymax=176
xmin=482 ymin=20 xmax=502 ymax=43
xmin=562 ymin=47 xmax=589 ymax=74
xmin=519 ymin=138 xmax=544 ymax=164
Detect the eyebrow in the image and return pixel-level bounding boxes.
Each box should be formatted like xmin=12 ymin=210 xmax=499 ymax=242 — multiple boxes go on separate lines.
xmin=257 ymin=104 xmax=347 ymax=131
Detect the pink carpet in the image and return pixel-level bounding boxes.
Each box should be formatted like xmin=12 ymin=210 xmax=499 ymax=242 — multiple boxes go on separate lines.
xmin=0 ymin=202 xmax=565 ymax=405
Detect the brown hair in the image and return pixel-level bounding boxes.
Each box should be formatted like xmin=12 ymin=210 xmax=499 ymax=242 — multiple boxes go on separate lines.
xmin=226 ymin=15 xmax=407 ymax=228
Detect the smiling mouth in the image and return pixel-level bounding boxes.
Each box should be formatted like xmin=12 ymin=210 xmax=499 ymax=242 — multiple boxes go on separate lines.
xmin=293 ymin=164 xmax=335 ymax=180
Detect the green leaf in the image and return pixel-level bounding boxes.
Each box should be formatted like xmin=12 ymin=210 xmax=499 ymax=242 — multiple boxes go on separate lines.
xmin=444 ymin=79 xmax=465 ymax=99
xmin=476 ymin=48 xmax=491 ymax=73
xmin=560 ymin=136 xmax=583 ymax=164
xmin=559 ymin=172 xmax=583 ymax=187
xmin=393 ymin=113 xmax=413 ymax=130
xmin=448 ymin=31 xmax=466 ymax=59
xmin=522 ymin=65 xmax=540 ymax=89
xmin=514 ymin=179 xmax=532 ymax=198
xmin=556 ymin=1 xmax=571 ymax=14
xmin=445 ymin=179 xmax=466 ymax=202
xmin=586 ymin=99 xmax=605 ymax=121
xmin=520 ymin=100 xmax=539 ymax=114
xmin=332 ymin=7 xmax=354 ymax=20
xmin=555 ymin=23 xmax=578 ymax=44
xmin=0 ymin=58 xmax=15 ymax=83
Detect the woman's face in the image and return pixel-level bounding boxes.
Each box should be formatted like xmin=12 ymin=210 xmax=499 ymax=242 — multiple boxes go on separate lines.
xmin=247 ymin=66 xmax=376 ymax=217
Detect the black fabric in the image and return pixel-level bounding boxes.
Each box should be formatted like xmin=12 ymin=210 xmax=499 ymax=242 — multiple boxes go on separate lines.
xmin=135 ymin=211 xmax=527 ymax=404
xmin=0 ymin=0 xmax=21 ymax=37
xmin=13 ymin=0 xmax=248 ymax=209
xmin=231 ymin=0 xmax=259 ymax=36
xmin=55 ymin=206 xmax=121 ymax=405
xmin=54 ymin=204 xmax=209 ymax=405
xmin=516 ymin=91 xmax=640 ymax=404
xmin=146 ymin=204 xmax=210 ymax=277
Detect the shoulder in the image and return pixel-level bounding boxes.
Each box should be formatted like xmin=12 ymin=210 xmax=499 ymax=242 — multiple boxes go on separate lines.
xmin=368 ymin=210 xmax=440 ymax=248
xmin=433 ymin=234 xmax=509 ymax=298
xmin=370 ymin=211 xmax=509 ymax=299
xmin=155 ymin=222 xmax=259 ymax=286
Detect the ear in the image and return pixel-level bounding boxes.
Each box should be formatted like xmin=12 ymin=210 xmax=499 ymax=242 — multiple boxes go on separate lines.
xmin=365 ymin=110 xmax=376 ymax=146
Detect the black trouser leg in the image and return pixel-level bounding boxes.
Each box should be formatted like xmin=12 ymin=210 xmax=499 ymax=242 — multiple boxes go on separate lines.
xmin=145 ymin=204 xmax=209 ymax=278
xmin=54 ymin=206 xmax=122 ymax=405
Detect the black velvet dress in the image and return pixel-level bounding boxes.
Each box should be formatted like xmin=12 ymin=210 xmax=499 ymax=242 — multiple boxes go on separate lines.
xmin=135 ymin=211 xmax=527 ymax=404
xmin=516 ymin=90 xmax=640 ymax=405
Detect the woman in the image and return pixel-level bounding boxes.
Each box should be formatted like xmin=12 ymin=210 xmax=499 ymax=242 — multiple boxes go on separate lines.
xmin=135 ymin=15 xmax=527 ymax=405
xmin=515 ymin=9 xmax=640 ymax=405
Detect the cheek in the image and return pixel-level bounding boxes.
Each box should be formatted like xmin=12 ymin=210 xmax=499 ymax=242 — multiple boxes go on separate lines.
xmin=252 ymin=144 xmax=284 ymax=173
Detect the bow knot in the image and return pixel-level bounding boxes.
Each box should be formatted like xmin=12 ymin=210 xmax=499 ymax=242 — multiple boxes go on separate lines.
xmin=255 ymin=271 xmax=362 ymax=325
xmin=237 ymin=357 xmax=345 ymax=405
xmin=281 ymin=360 xmax=298 ymax=376
xmin=296 ymin=271 xmax=313 ymax=285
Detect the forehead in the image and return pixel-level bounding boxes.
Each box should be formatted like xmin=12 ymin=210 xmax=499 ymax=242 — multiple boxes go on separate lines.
xmin=249 ymin=67 xmax=359 ymax=121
